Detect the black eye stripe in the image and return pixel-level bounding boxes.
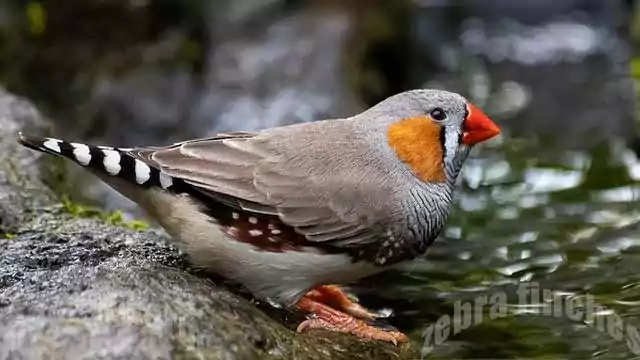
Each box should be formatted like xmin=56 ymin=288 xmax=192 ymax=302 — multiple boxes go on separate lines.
xmin=439 ymin=127 xmax=447 ymax=158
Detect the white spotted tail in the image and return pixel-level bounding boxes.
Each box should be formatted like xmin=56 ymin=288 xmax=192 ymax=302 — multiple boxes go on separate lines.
xmin=18 ymin=133 xmax=175 ymax=191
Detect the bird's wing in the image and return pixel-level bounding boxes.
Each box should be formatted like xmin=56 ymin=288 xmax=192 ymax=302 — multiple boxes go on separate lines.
xmin=127 ymin=125 xmax=392 ymax=248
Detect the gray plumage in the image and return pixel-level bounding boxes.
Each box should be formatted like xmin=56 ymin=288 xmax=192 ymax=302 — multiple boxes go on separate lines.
xmin=17 ymin=89 xmax=496 ymax=307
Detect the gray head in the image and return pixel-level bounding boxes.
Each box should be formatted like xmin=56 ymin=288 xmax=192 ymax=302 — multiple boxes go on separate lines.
xmin=362 ymin=89 xmax=501 ymax=185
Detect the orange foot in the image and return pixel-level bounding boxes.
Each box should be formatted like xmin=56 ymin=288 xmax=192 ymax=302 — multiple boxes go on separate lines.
xmin=303 ymin=285 xmax=378 ymax=320
xmin=295 ymin=287 xmax=408 ymax=345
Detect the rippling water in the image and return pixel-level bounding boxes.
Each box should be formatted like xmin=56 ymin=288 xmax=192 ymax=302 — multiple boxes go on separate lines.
xmin=356 ymin=136 xmax=640 ymax=359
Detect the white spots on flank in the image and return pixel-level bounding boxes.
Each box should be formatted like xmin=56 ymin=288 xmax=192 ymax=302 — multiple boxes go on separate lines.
xmin=232 ymin=212 xmax=240 ymax=220
xmin=42 ymin=138 xmax=61 ymax=153
xmin=268 ymin=223 xmax=283 ymax=235
xmin=71 ymin=143 xmax=91 ymax=166
xmin=134 ymin=159 xmax=151 ymax=184
xmin=102 ymin=150 xmax=122 ymax=175
xmin=248 ymin=217 xmax=258 ymax=224
xmin=159 ymin=172 xmax=173 ymax=189
xmin=249 ymin=229 xmax=263 ymax=237
xmin=226 ymin=227 xmax=239 ymax=237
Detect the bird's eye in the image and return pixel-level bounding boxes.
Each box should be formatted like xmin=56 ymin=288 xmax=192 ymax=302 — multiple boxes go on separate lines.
xmin=429 ymin=108 xmax=447 ymax=122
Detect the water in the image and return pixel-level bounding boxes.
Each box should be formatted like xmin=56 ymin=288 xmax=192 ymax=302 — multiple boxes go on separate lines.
xmin=355 ymin=137 xmax=640 ymax=358
xmin=2 ymin=0 xmax=640 ymax=358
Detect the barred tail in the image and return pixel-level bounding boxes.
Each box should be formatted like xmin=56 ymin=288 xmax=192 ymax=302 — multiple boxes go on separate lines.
xmin=17 ymin=132 xmax=175 ymax=190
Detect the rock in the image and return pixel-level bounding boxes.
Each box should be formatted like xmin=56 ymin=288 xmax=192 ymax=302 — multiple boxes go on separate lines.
xmin=0 ymin=87 xmax=55 ymax=233
xmin=0 ymin=88 xmax=415 ymax=359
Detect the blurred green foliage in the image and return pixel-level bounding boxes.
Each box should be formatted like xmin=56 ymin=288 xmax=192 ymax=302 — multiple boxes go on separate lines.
xmin=25 ymin=1 xmax=45 ymax=35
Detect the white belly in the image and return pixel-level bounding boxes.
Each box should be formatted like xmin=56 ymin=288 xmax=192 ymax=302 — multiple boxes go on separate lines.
xmin=137 ymin=189 xmax=381 ymax=307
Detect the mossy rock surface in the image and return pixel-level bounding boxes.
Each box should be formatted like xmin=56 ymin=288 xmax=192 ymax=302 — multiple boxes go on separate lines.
xmin=0 ymin=87 xmax=416 ymax=359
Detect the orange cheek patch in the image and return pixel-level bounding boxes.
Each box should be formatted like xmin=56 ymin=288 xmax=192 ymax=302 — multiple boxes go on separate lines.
xmin=387 ymin=116 xmax=446 ymax=183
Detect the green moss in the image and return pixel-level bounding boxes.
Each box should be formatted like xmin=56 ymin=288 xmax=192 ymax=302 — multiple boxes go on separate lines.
xmin=2 ymin=233 xmax=15 ymax=239
xmin=61 ymin=197 xmax=149 ymax=231
xmin=104 ymin=210 xmax=149 ymax=231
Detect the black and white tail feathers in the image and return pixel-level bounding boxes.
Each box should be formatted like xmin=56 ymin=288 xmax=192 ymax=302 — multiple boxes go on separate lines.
xmin=18 ymin=133 xmax=177 ymax=191
xmin=18 ymin=133 xmax=274 ymax=230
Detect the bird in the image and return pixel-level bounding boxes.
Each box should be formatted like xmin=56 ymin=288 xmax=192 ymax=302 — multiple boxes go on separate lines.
xmin=17 ymin=89 xmax=500 ymax=345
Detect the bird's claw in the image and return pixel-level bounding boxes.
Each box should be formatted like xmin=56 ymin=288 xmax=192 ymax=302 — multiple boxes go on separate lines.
xmin=304 ymin=285 xmax=379 ymax=320
xmin=295 ymin=294 xmax=408 ymax=345
xmin=342 ymin=301 xmax=378 ymax=320
xmin=296 ymin=316 xmax=407 ymax=345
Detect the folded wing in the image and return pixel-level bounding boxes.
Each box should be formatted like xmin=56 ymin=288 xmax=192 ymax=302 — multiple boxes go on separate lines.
xmin=126 ymin=130 xmax=388 ymax=248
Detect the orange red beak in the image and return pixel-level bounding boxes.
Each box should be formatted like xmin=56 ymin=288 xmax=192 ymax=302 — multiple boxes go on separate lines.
xmin=462 ymin=103 xmax=501 ymax=145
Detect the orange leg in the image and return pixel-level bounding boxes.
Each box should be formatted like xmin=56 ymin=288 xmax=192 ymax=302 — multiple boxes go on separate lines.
xmin=295 ymin=296 xmax=408 ymax=345
xmin=304 ymin=285 xmax=377 ymax=319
